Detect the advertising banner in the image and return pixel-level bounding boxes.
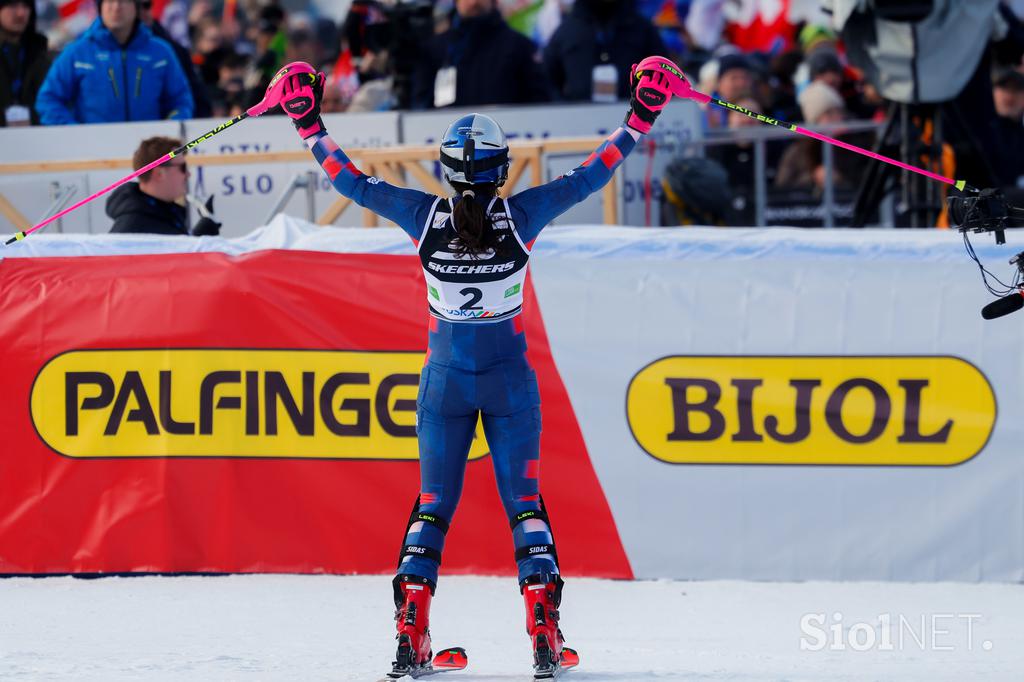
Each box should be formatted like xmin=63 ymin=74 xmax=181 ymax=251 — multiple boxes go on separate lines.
xmin=528 ymin=226 xmax=1024 ymax=583
xmin=0 ymin=242 xmax=630 ymax=578
xmin=4 ymin=220 xmax=1023 ymax=582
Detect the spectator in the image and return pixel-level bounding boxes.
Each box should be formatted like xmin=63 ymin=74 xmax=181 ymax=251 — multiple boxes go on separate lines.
xmin=993 ymin=67 xmax=1024 ymax=121
xmin=806 ymin=50 xmax=842 ymax=91
xmin=321 ymin=73 xmax=353 ymax=113
xmin=804 ymin=48 xmax=875 ymax=120
xmin=706 ymin=53 xmax=753 ymax=127
xmin=285 ymin=27 xmax=323 ymax=72
xmin=36 ymin=0 xmax=194 ymax=124
xmin=139 ymin=0 xmax=211 ymax=118
xmin=706 ymin=92 xmax=783 ymax=224
xmin=660 ymin=156 xmax=732 ymax=226
xmin=336 ymin=0 xmax=423 ymax=109
xmin=543 ymin=0 xmax=665 ymax=102
xmin=766 ymin=49 xmax=802 ymax=122
xmin=216 ymin=50 xmax=249 ymax=97
xmin=775 ymin=81 xmax=868 ymax=192
xmin=253 ymin=4 xmax=286 ymax=85
xmin=991 ymin=67 xmax=1024 ymax=187
xmin=411 ymin=0 xmax=549 ymax=109
xmin=798 ymin=23 xmax=837 ymax=58
xmin=0 ymin=0 xmax=50 ymax=126
xmin=190 ymin=14 xmax=223 ymax=86
xmin=208 ymin=50 xmax=251 ymax=117
xmin=107 ymin=136 xmax=221 ymax=236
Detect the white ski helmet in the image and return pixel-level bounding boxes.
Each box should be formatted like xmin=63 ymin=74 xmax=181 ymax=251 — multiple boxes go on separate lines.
xmin=439 ymin=113 xmax=510 ymax=187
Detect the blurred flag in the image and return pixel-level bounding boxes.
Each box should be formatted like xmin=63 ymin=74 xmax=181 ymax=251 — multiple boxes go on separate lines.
xmin=56 ymin=0 xmax=88 ymax=19
xmin=724 ymin=0 xmax=829 ymax=54
xmin=55 ymin=0 xmax=95 ymax=43
xmin=725 ymin=0 xmax=795 ymax=53
xmin=502 ymin=0 xmax=565 ymax=48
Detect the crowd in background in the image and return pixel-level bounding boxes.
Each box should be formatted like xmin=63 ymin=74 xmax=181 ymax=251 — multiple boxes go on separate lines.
xmin=1 ymin=0 xmax=897 ymax=121
xmin=4 ymin=0 xmax=1024 ymax=228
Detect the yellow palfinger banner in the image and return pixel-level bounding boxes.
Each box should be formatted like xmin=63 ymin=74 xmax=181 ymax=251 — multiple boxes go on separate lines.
xmin=32 ymin=348 xmax=490 ymax=460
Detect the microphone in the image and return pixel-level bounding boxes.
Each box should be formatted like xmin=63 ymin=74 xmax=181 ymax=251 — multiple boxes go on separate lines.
xmin=981 ymin=290 xmax=1024 ymax=320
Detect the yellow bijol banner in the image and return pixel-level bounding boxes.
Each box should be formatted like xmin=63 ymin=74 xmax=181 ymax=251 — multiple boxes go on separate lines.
xmin=626 ymin=356 xmax=996 ymax=466
xmin=31 ymin=348 xmax=490 ymax=460
xmin=527 ymin=228 xmax=1024 ymax=582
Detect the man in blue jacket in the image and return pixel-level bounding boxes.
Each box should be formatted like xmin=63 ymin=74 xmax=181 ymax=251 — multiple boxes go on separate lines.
xmin=36 ymin=0 xmax=193 ymax=124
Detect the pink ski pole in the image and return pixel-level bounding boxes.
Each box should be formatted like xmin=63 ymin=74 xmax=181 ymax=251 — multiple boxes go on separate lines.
xmin=634 ymin=56 xmax=979 ymax=195
xmin=4 ymin=61 xmax=317 ymax=246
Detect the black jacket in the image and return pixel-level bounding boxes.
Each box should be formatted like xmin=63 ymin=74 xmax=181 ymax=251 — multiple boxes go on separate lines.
xmin=412 ymin=10 xmax=549 ymax=109
xmin=106 ymin=182 xmax=190 ymax=235
xmin=0 ymin=3 xmax=51 ymax=126
xmin=544 ymin=0 xmax=664 ymax=102
xmin=149 ymin=21 xmax=212 ymax=119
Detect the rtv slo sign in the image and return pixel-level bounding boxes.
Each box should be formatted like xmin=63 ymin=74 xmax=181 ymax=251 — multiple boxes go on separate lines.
xmin=626 ymin=356 xmax=996 ymax=465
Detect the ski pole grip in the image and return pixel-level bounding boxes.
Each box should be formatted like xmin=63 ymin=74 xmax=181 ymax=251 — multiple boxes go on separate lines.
xmin=249 ymin=61 xmax=317 ymax=118
xmin=681 ymin=84 xmax=712 ymax=105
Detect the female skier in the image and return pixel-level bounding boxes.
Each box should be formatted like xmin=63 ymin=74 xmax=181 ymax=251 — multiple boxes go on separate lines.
xmin=277 ymin=57 xmax=682 ymax=678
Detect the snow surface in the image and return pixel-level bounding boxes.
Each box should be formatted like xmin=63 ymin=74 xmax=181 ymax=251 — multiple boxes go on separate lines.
xmin=1 ymin=575 xmax=1021 ymax=681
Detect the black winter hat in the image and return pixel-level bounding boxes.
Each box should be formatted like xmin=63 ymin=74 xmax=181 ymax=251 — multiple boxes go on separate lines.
xmin=717 ymin=54 xmax=751 ymax=79
xmin=662 ymin=157 xmax=732 ymax=224
xmin=807 ymin=50 xmax=843 ymax=78
xmin=0 ymin=0 xmax=39 ymax=39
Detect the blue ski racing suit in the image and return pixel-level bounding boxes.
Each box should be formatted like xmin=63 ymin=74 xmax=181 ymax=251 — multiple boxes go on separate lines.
xmin=306 ymin=125 xmax=638 ymax=589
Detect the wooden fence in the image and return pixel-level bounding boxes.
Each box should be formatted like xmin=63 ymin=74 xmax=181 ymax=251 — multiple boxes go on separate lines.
xmin=0 ymin=137 xmax=617 ymax=231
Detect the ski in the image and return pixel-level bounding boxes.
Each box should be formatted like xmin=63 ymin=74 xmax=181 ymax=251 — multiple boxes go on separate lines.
xmin=383 ymin=646 xmax=468 ymax=680
xmin=533 ymin=646 xmax=579 ymax=679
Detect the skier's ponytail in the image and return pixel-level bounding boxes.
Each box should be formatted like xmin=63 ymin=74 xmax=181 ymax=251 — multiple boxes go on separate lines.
xmin=450 ymin=183 xmax=503 ymax=259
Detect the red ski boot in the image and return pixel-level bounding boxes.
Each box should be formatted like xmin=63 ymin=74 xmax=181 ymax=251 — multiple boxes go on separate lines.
xmin=391 ymin=575 xmax=433 ymax=677
xmin=522 ymin=576 xmax=578 ymax=678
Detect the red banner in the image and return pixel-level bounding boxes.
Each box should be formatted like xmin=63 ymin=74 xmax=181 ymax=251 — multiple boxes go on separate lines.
xmin=0 ymin=250 xmax=632 ymax=578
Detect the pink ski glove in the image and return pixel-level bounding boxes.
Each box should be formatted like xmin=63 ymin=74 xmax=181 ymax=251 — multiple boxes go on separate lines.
xmin=624 ymin=56 xmax=693 ymax=134
xmin=279 ymin=69 xmax=326 ymax=139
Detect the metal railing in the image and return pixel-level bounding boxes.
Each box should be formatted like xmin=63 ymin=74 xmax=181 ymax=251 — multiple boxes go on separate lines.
xmin=0 ymin=119 xmax=887 ymax=232
xmin=692 ymin=119 xmax=886 ymax=227
xmin=0 ymin=138 xmax=618 ymax=231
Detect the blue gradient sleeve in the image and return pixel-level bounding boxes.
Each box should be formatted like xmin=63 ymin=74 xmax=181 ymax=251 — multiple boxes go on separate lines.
xmin=508 ymin=127 xmax=638 ymax=243
xmin=309 ymin=133 xmax=435 ymax=242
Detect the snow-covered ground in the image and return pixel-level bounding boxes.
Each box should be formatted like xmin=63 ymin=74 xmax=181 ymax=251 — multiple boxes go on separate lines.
xmin=1 ymin=575 xmax=1021 ymax=681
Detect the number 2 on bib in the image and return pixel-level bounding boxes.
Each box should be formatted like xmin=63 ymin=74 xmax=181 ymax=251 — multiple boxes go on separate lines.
xmin=459 ymin=287 xmax=483 ymax=310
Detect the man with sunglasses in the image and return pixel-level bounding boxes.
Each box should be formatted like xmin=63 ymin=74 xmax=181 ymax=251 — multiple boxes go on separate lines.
xmin=107 ymin=136 xmax=221 ymax=236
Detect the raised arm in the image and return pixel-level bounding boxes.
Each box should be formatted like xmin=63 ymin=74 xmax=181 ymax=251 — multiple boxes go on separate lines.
xmin=305 ymin=133 xmax=434 ymax=240
xmin=509 ymin=127 xmax=640 ymax=242
xmin=279 ymin=69 xmax=433 ymax=241
xmin=509 ymin=56 xmax=687 ymax=242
